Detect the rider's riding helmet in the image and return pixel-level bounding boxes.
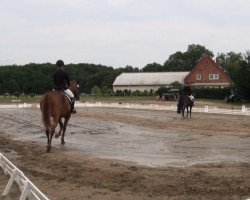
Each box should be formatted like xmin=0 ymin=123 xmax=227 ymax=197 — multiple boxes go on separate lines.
xmin=56 ymin=60 xmax=64 ymax=67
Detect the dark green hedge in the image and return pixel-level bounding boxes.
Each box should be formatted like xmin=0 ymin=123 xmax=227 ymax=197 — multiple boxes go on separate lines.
xmin=193 ymin=88 xmax=231 ymax=100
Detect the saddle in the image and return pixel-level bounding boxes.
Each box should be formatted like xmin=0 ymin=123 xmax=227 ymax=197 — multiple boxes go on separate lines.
xmin=189 ymin=95 xmax=194 ymax=102
xmin=188 ymin=95 xmax=195 ymax=106
xmin=62 ymin=92 xmax=72 ymax=103
xmin=53 ymin=89 xmax=72 ymax=103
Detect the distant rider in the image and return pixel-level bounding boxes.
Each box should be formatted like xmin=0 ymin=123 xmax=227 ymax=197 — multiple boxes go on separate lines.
xmin=183 ymin=83 xmax=195 ymax=106
xmin=53 ymin=60 xmax=76 ymax=114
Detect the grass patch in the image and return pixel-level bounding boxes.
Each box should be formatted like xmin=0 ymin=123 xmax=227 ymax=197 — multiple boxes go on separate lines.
xmin=82 ymin=95 xmax=156 ymax=102
xmin=198 ymin=98 xmax=250 ymax=107
xmin=0 ymin=95 xmax=41 ymax=104
xmin=0 ymin=95 xmax=249 ymax=107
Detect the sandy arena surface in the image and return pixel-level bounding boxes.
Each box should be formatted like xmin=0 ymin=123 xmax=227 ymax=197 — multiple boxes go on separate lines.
xmin=0 ymin=101 xmax=250 ymax=200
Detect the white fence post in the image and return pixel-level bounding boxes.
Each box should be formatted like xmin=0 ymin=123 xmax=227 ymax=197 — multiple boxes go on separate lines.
xmin=0 ymin=153 xmax=49 ymax=200
xmin=2 ymin=168 xmax=18 ymax=196
xmin=20 ymin=181 xmax=30 ymax=200
xmin=242 ymin=105 xmax=246 ymax=112
xmin=204 ymin=105 xmax=209 ymax=113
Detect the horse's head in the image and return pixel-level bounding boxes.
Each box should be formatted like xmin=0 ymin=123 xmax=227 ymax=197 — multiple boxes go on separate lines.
xmin=177 ymin=96 xmax=183 ymax=114
xmin=69 ymin=80 xmax=80 ymax=101
xmin=177 ymin=103 xmax=182 ymax=114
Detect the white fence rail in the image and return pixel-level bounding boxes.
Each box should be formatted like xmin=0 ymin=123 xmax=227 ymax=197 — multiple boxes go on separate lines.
xmin=76 ymin=102 xmax=250 ymax=116
xmin=0 ymin=102 xmax=249 ymax=116
xmin=0 ymin=103 xmax=33 ymax=109
xmin=0 ymin=153 xmax=49 ymax=200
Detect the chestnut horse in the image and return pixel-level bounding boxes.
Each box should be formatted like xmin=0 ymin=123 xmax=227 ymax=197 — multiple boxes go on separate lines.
xmin=177 ymin=95 xmax=193 ymax=119
xmin=40 ymin=80 xmax=80 ymax=152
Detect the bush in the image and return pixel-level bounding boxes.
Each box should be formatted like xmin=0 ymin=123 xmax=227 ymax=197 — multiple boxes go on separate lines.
xmin=91 ymin=85 xmax=101 ymax=95
xmin=13 ymin=91 xmax=20 ymax=97
xmin=30 ymin=93 xmax=35 ymax=97
xmin=193 ymin=88 xmax=231 ymax=100
xmin=100 ymin=86 xmax=108 ymax=95
xmin=115 ymin=90 xmax=123 ymax=96
xmin=155 ymin=87 xmax=169 ymax=98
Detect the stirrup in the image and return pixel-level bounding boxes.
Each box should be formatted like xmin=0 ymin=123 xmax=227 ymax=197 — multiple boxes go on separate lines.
xmin=71 ymin=108 xmax=76 ymax=114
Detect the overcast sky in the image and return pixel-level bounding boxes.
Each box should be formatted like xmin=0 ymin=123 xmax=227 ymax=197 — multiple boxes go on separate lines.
xmin=0 ymin=0 xmax=249 ymax=68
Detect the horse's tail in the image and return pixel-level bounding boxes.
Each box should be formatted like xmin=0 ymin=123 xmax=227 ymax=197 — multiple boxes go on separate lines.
xmin=40 ymin=93 xmax=52 ymax=130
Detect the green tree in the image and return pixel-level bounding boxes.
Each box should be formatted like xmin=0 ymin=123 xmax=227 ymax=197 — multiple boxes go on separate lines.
xmin=13 ymin=91 xmax=21 ymax=97
xmin=216 ymin=51 xmax=244 ymax=73
xmin=108 ymin=89 xmax=114 ymax=95
xmin=164 ymin=51 xmax=185 ymax=71
xmin=155 ymin=86 xmax=168 ymax=98
xmin=164 ymin=44 xmax=214 ymax=71
xmin=100 ymin=86 xmax=109 ymax=95
xmin=142 ymin=62 xmax=164 ymax=72
xmin=169 ymin=81 xmax=182 ymax=89
xmin=91 ymin=85 xmax=101 ymax=95
xmin=231 ymin=61 xmax=250 ymax=99
xmin=124 ymin=65 xmax=136 ymax=72
xmin=216 ymin=51 xmax=250 ymax=99
xmin=184 ymin=44 xmax=214 ymax=67
xmin=9 ymin=79 xmax=19 ymax=94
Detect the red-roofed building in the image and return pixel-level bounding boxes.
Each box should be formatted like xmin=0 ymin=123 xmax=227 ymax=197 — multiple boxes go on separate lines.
xmin=184 ymin=54 xmax=231 ymax=88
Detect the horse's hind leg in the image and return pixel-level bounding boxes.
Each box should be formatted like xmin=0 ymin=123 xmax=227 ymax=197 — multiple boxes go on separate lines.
xmin=55 ymin=119 xmax=63 ymax=138
xmin=186 ymin=107 xmax=189 ymax=118
xmin=182 ymin=109 xmax=185 ymax=119
xmin=61 ymin=116 xmax=70 ymax=145
xmin=47 ymin=129 xmax=55 ymax=153
xmin=46 ymin=130 xmax=49 ymax=145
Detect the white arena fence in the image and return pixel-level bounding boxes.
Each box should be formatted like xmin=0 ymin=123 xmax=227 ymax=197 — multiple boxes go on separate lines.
xmin=0 ymin=153 xmax=49 ymax=200
xmin=0 ymin=102 xmax=249 ymax=116
xmin=76 ymin=102 xmax=250 ymax=116
xmin=0 ymin=103 xmax=33 ymax=109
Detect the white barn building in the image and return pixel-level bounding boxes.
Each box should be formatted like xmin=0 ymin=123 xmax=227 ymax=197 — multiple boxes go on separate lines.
xmin=113 ymin=72 xmax=190 ymax=92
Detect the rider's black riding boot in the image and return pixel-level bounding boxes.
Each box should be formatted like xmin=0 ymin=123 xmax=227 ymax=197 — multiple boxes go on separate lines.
xmin=70 ymin=97 xmax=76 ymax=114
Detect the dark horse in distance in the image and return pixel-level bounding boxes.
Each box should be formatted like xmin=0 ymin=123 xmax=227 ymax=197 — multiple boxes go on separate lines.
xmin=40 ymin=80 xmax=80 ymax=152
xmin=177 ymin=95 xmax=193 ymax=119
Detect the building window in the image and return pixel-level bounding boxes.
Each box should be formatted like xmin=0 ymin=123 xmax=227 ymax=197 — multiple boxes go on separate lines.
xmin=196 ymin=74 xmax=201 ymax=80
xmin=209 ymin=74 xmax=219 ymax=80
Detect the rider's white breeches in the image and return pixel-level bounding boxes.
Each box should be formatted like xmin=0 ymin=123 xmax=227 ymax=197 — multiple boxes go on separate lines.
xmin=64 ymin=89 xmax=74 ymax=98
xmin=189 ymin=95 xmax=195 ymax=101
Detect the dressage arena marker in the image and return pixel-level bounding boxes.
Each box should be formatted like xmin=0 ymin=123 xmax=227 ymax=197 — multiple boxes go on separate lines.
xmin=0 ymin=153 xmax=49 ymax=200
xmin=0 ymin=102 xmax=249 ymax=116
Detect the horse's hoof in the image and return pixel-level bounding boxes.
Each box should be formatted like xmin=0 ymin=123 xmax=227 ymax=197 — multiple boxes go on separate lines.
xmin=55 ymin=133 xmax=60 ymax=138
xmin=46 ymin=149 xmax=51 ymax=153
xmin=61 ymin=141 xmax=65 ymax=145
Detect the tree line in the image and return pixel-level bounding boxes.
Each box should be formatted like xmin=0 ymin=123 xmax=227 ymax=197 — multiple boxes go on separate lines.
xmin=0 ymin=44 xmax=249 ymax=99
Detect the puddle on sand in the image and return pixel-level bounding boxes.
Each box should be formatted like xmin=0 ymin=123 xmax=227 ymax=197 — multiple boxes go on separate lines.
xmin=0 ymin=108 xmax=250 ymax=167
xmin=64 ymin=118 xmax=250 ymax=167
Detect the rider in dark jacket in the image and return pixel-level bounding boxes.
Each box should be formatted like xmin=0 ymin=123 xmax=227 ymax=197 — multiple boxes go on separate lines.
xmin=183 ymin=83 xmax=195 ymax=106
xmin=54 ymin=64 xmax=70 ymax=90
xmin=183 ymin=83 xmax=192 ymax=96
xmin=53 ymin=60 xmax=76 ymax=114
